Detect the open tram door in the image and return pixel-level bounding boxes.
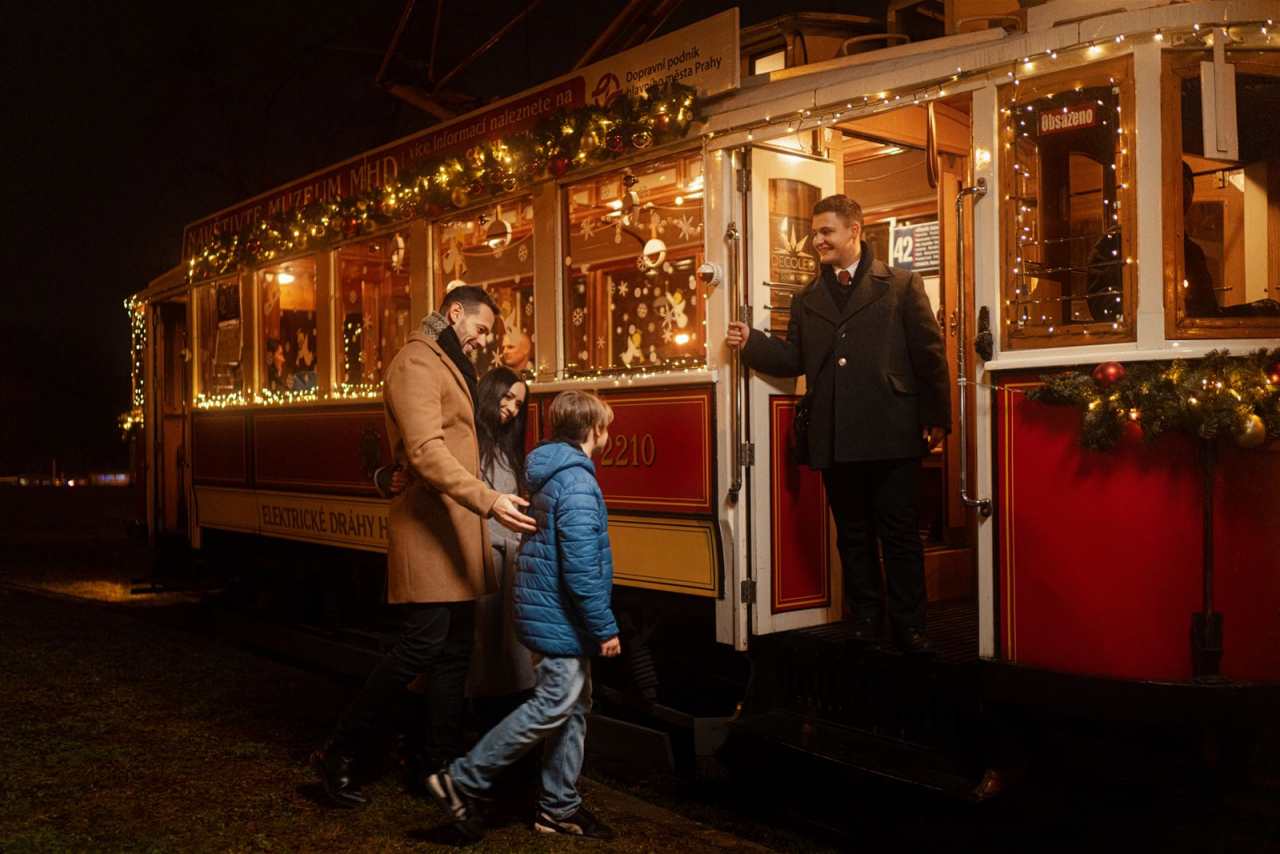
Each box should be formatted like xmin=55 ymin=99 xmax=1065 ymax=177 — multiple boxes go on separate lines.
xmin=139 ymin=267 xmax=194 ymax=552
xmin=739 ymin=146 xmax=843 ymax=634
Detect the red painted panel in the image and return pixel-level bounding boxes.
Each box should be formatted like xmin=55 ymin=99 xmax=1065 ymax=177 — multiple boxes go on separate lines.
xmin=192 ymin=414 xmax=247 ymax=485
xmin=770 ymin=396 xmax=831 ymax=613
xmin=997 ymin=376 xmax=1280 ymax=682
xmin=254 ymin=407 xmax=390 ymax=494
xmin=593 ymin=388 xmax=714 ymax=515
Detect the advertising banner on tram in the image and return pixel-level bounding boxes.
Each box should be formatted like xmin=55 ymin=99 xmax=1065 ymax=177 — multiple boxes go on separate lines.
xmin=182 ymin=9 xmax=739 ymax=256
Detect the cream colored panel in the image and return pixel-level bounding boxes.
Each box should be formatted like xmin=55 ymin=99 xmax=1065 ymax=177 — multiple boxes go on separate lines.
xmin=609 ymin=516 xmax=719 ymax=596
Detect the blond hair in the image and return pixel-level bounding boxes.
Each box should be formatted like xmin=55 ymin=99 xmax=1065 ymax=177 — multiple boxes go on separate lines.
xmin=549 ymin=390 xmax=613 ymax=443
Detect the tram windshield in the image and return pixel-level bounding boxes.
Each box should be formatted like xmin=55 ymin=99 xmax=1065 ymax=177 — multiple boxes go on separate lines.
xmin=1169 ymin=50 xmax=1280 ymax=327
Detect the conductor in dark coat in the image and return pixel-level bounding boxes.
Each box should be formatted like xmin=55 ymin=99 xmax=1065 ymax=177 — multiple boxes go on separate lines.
xmin=727 ymin=194 xmax=950 ymax=653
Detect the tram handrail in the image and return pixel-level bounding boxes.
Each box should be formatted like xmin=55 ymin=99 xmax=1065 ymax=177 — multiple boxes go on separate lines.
xmin=726 ymin=221 xmax=744 ymax=502
xmin=955 ymin=179 xmax=992 ymax=518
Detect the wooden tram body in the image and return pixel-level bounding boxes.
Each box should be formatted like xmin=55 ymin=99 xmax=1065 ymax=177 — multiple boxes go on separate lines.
xmin=128 ymin=2 xmax=1280 ymax=787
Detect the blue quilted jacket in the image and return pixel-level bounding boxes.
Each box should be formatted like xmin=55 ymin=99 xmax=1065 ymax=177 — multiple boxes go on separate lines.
xmin=513 ymin=439 xmax=619 ymax=656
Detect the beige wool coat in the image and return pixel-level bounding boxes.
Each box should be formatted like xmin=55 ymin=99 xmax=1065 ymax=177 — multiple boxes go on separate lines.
xmin=383 ymin=331 xmax=501 ymax=603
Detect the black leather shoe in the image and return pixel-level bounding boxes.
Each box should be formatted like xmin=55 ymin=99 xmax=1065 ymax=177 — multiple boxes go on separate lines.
xmin=895 ymin=629 xmax=936 ymax=656
xmin=311 ymin=739 xmax=370 ymax=808
xmin=848 ymin=617 xmax=881 ymax=643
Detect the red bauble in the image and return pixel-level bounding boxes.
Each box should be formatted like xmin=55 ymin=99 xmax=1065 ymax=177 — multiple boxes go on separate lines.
xmin=343 ymin=217 xmax=361 ymax=237
xmin=605 ymin=131 xmax=625 ymax=153
xmin=468 ymin=179 xmax=484 ymax=196
xmin=652 ymin=113 xmax=670 ymax=130
xmin=486 ymin=170 xmax=504 ymax=186
xmin=1092 ymin=361 xmax=1126 ymax=388
xmin=547 ymin=155 xmax=570 ymax=177
xmin=422 ymin=203 xmax=443 ymax=220
xmin=526 ymin=160 xmax=543 ymax=177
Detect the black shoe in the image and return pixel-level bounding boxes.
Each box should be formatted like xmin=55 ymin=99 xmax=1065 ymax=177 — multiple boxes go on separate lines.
xmin=310 ymin=740 xmax=370 ymax=808
xmin=895 ymin=628 xmax=936 ymax=656
xmin=533 ymin=805 xmax=614 ymax=840
xmin=848 ymin=616 xmax=881 ymax=644
xmin=425 ymin=768 xmax=484 ymax=841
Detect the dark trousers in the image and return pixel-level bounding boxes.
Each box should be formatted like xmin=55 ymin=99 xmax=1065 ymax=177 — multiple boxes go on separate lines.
xmin=822 ymin=457 xmax=926 ymax=636
xmin=335 ymin=600 xmax=475 ymax=767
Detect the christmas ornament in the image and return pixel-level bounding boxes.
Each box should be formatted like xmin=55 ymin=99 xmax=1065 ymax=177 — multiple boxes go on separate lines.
xmin=343 ymin=217 xmax=361 ymax=237
xmin=486 ymin=170 xmax=504 ymax=186
xmin=526 ymin=160 xmax=543 ymax=177
xmin=631 ymin=130 xmax=654 ymax=149
xmin=548 ymin=155 xmax=570 ymax=177
xmin=468 ymin=179 xmax=484 ymax=196
xmin=1093 ymin=361 xmax=1126 ymax=388
xmin=653 ymin=113 xmax=670 ymax=130
xmin=423 ymin=203 xmax=443 ymax=219
xmin=450 ymin=187 xmax=471 ymax=208
xmin=1234 ymin=413 xmax=1267 ymax=449
xmin=502 ymin=175 xmax=518 ymax=192
xmin=579 ymin=132 xmax=600 ymax=154
xmin=605 ymin=131 xmax=625 ymax=153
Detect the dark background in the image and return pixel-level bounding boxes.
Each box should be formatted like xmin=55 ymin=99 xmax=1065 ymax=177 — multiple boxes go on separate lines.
xmin=0 ymin=0 xmax=879 ymax=478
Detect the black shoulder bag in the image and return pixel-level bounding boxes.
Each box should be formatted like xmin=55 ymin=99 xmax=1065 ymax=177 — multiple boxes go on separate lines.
xmin=792 ymin=332 xmax=841 ymax=467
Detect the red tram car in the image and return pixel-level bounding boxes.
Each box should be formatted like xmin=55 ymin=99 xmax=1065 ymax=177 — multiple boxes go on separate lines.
xmin=126 ymin=2 xmax=1280 ymax=793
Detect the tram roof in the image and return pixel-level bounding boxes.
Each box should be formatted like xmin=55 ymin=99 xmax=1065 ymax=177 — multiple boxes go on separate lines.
xmin=702 ymin=0 xmax=1278 ymax=146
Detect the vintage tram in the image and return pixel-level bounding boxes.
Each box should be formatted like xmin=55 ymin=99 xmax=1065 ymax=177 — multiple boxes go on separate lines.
xmin=126 ymin=1 xmax=1279 ymax=794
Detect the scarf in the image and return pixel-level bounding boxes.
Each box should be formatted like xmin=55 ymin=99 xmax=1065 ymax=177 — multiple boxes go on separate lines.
xmin=420 ymin=311 xmax=478 ymax=400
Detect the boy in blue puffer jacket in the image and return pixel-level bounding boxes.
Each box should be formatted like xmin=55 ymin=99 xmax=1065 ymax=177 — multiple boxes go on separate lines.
xmin=427 ymin=390 xmax=621 ymax=841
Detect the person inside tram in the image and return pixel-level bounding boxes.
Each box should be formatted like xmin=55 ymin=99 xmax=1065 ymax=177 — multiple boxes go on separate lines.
xmin=265 ymin=338 xmax=289 ymax=391
xmin=1180 ymin=161 xmax=1222 ymax=318
xmin=726 ymin=194 xmax=951 ymax=656
xmin=378 ymin=367 xmax=539 ymax=792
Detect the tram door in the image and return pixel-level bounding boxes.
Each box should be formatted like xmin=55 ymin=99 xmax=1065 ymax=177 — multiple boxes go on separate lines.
xmin=152 ymin=301 xmax=190 ymax=538
xmin=741 ymin=146 xmax=842 ymax=635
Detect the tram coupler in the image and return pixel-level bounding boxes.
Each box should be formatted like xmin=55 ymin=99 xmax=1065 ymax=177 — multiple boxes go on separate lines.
xmin=1190 ymin=611 xmax=1226 ymax=683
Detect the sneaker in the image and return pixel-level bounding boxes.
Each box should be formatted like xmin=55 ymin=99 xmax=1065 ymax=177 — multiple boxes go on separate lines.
xmin=425 ymin=769 xmax=483 ymax=841
xmin=533 ymin=805 xmax=614 ymax=840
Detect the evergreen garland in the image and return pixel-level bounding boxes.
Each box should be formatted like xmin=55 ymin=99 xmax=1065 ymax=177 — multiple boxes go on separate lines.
xmin=1025 ymin=348 xmax=1280 ymax=450
xmin=189 ymin=82 xmax=701 ymax=281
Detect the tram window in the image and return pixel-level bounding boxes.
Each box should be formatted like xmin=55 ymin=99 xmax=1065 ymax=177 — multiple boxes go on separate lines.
xmin=1001 ymin=58 xmax=1136 ymax=349
xmin=1165 ymin=50 xmax=1280 ymax=334
xmin=257 ymin=258 xmax=318 ymax=394
xmin=432 ymin=198 xmax=535 ymax=377
xmin=562 ymin=151 xmax=706 ymax=376
xmin=334 ymin=232 xmax=412 ymax=389
xmin=195 ymin=278 xmax=243 ymax=400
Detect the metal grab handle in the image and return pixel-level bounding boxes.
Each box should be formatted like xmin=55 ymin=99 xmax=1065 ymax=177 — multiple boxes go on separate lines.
xmin=955 ymin=179 xmax=992 ymax=518
xmin=726 ymin=222 xmax=745 ymax=501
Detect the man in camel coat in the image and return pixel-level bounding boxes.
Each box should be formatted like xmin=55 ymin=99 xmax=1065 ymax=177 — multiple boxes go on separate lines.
xmin=312 ymin=285 xmax=535 ymax=808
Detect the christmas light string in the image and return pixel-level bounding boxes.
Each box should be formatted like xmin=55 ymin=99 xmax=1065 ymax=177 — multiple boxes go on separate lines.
xmin=187 ymin=83 xmax=701 ymax=282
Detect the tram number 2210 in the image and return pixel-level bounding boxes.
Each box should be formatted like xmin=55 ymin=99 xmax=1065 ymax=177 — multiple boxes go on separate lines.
xmin=600 ymin=433 xmax=657 ymax=467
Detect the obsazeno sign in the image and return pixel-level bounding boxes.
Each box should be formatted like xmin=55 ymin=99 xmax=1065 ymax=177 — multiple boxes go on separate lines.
xmin=1038 ymin=103 xmax=1098 ymax=135
xmin=182 ymin=9 xmax=740 ymax=256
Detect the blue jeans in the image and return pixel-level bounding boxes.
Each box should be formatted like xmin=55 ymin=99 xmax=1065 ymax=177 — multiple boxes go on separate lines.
xmin=450 ymin=655 xmax=591 ymax=819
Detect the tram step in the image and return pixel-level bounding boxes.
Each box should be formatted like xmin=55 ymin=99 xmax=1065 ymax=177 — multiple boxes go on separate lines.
xmin=773 ymin=630 xmax=983 ymax=755
xmin=728 ymin=710 xmax=983 ymax=802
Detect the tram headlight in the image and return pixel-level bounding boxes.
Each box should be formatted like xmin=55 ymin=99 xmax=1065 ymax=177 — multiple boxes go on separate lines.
xmin=696 ymin=262 xmax=723 ymax=288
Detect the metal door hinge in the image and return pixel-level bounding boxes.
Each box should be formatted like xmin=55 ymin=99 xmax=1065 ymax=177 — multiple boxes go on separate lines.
xmin=739 ymin=442 xmax=755 ymax=466
xmin=736 ymin=168 xmax=752 ymax=193
xmin=741 ymin=579 xmax=757 ymax=604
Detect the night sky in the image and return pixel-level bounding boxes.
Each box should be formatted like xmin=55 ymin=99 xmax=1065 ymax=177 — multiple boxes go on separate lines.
xmin=2 ymin=0 xmax=871 ymax=477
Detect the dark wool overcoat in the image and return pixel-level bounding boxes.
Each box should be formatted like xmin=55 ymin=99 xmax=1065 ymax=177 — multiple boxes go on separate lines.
xmin=741 ymin=244 xmax=951 ymax=468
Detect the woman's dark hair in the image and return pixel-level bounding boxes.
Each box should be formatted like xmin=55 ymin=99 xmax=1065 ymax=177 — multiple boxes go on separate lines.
xmin=475 ymin=366 xmax=529 ymax=493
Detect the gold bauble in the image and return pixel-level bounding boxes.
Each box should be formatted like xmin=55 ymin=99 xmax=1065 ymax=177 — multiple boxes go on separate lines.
xmin=450 ymin=186 xmax=470 ymax=209
xmin=1234 ymin=413 xmax=1267 ymax=449
xmin=579 ymin=132 xmax=599 ymax=153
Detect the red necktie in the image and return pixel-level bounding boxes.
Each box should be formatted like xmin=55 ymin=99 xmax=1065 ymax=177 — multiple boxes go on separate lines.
xmin=837 ymin=269 xmax=852 ymax=286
